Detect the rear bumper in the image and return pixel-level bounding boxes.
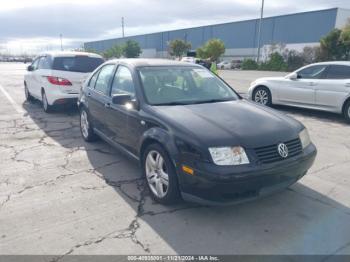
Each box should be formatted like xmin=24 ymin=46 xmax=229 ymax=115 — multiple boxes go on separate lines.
xmin=178 ymin=143 xmax=317 ymax=205
xmin=44 ymin=86 xmax=79 ymax=105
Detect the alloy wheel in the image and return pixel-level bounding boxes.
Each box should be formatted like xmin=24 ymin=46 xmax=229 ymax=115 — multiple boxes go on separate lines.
xmin=80 ymin=110 xmax=89 ymax=139
xmin=255 ymin=90 xmax=268 ymax=105
xmin=145 ymin=150 xmax=169 ymax=198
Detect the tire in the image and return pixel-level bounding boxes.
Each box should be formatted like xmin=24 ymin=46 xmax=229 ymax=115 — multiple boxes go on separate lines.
xmin=142 ymin=143 xmax=180 ymax=205
xmin=80 ymin=107 xmax=98 ymax=142
xmin=253 ymin=86 xmax=272 ymax=106
xmin=343 ymin=101 xmax=350 ymax=123
xmin=24 ymin=83 xmax=34 ymax=102
xmin=41 ymin=91 xmax=53 ymax=113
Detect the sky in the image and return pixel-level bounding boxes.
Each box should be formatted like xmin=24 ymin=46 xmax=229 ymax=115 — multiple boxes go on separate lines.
xmin=0 ymin=0 xmax=349 ymax=55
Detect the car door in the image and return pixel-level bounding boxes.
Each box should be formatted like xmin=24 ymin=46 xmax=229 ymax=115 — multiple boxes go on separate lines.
xmin=278 ymin=65 xmax=327 ymax=106
xmin=104 ymin=65 xmax=138 ymax=151
xmin=86 ymin=64 xmax=115 ymax=134
xmin=26 ymin=58 xmax=40 ymax=98
xmin=315 ymin=64 xmax=350 ymax=111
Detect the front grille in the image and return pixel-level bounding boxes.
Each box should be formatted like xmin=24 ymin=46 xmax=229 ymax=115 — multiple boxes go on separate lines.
xmin=254 ymin=138 xmax=302 ymax=164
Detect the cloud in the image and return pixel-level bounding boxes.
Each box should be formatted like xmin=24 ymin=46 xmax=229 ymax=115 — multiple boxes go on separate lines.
xmin=0 ymin=0 xmax=349 ymax=54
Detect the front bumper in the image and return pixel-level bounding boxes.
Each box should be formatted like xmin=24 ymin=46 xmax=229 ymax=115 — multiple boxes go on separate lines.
xmin=177 ymin=143 xmax=317 ymax=205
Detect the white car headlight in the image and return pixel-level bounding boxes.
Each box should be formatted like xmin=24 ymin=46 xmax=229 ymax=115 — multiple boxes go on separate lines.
xmin=209 ymin=146 xmax=250 ymax=166
xmin=299 ymin=128 xmax=311 ymax=149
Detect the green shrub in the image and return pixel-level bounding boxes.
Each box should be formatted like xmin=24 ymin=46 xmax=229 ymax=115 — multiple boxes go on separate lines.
xmin=241 ymin=59 xmax=259 ymax=70
xmin=259 ymin=52 xmax=287 ymax=71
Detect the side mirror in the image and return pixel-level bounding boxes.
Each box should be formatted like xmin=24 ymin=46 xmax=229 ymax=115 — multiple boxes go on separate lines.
xmin=288 ymin=72 xmax=298 ymax=80
xmin=27 ymin=65 xmax=34 ymax=71
xmin=112 ymin=93 xmax=132 ymax=105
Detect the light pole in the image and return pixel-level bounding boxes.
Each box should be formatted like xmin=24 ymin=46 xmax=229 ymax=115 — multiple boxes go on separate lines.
xmin=256 ymin=0 xmax=265 ymax=63
xmin=121 ymin=17 xmax=125 ymax=38
xmin=60 ymin=34 xmax=63 ymax=51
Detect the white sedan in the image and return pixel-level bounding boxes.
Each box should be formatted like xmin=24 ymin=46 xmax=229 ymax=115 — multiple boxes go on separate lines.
xmin=218 ymin=61 xmax=232 ymax=69
xmin=24 ymin=51 xmax=104 ymax=112
xmin=248 ymin=61 xmax=350 ymax=122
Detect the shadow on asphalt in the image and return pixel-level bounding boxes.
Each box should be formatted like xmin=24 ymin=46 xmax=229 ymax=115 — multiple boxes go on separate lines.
xmin=21 ymin=99 xmax=350 ymax=254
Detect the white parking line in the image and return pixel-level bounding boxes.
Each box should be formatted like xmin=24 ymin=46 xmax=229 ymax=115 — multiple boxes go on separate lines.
xmin=0 ymin=84 xmax=25 ymax=114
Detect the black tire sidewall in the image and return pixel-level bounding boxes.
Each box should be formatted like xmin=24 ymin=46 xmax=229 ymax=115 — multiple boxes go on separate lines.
xmin=24 ymin=84 xmax=33 ymax=102
xmin=142 ymin=143 xmax=180 ymax=204
xmin=253 ymin=86 xmax=272 ymax=106
xmin=42 ymin=91 xmax=52 ymax=113
xmin=344 ymin=102 xmax=350 ymax=123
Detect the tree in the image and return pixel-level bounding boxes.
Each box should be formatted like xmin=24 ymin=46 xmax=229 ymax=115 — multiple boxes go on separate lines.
xmin=168 ymin=39 xmax=191 ymax=58
xmin=122 ymin=40 xmax=142 ymax=58
xmin=320 ymin=29 xmax=346 ymax=60
xmin=103 ymin=44 xmax=122 ymax=59
xmin=286 ymin=50 xmax=304 ymax=71
xmin=196 ymin=39 xmax=225 ymax=62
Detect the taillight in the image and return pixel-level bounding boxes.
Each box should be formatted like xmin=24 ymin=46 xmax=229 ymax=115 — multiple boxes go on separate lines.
xmin=47 ymin=76 xmax=72 ymax=86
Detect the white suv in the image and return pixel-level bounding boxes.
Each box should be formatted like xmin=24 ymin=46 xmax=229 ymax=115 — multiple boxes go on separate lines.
xmin=24 ymin=51 xmax=104 ymax=112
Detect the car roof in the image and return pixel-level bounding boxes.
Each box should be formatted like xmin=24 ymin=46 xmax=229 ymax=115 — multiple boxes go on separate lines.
xmin=109 ymin=58 xmax=202 ymax=68
xmin=38 ymin=51 xmax=103 ymax=59
xmin=310 ymin=61 xmax=350 ymax=66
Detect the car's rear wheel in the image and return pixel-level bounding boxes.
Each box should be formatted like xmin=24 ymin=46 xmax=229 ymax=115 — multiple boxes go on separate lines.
xmin=343 ymin=101 xmax=350 ymax=123
xmin=24 ymin=83 xmax=34 ymax=102
xmin=253 ymin=86 xmax=272 ymax=106
xmin=41 ymin=91 xmax=52 ymax=113
xmin=142 ymin=144 xmax=180 ymax=205
xmin=80 ymin=108 xmax=98 ymax=142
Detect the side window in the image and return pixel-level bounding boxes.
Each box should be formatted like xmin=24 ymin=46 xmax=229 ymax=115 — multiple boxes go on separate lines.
xmin=297 ymin=65 xmax=327 ymax=79
xmin=326 ymin=65 xmax=350 ymax=79
xmin=31 ymin=58 xmax=40 ymax=70
xmin=38 ymin=57 xmax=51 ymax=70
xmin=94 ymin=64 xmax=115 ymax=95
xmin=88 ymin=70 xmax=100 ymax=89
xmin=111 ymin=66 xmax=135 ymax=97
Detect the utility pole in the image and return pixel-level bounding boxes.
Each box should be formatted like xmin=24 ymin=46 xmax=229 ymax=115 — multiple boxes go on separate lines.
xmin=60 ymin=34 xmax=63 ymax=51
xmin=121 ymin=17 xmax=125 ymax=38
xmin=256 ymin=0 xmax=265 ymax=63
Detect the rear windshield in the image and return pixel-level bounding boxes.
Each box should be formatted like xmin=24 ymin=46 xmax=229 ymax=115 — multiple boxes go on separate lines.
xmin=52 ymin=56 xmax=104 ymax=73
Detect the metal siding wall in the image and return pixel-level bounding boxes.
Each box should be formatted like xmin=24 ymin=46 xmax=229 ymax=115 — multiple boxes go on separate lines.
xmin=85 ymin=9 xmax=338 ymax=53
xmin=272 ymin=9 xmax=337 ymax=44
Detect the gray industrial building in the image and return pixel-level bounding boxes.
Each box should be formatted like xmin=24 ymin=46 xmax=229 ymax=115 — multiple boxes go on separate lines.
xmin=84 ymin=8 xmax=350 ymax=60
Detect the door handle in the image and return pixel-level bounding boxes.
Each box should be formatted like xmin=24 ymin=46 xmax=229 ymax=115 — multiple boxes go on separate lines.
xmin=345 ymin=83 xmax=350 ymax=87
xmin=104 ymin=102 xmax=111 ymax=108
xmin=309 ymin=82 xmax=317 ymax=86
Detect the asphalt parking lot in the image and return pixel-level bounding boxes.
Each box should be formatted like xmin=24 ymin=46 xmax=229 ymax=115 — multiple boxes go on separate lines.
xmin=1 ymin=63 xmax=350 ymax=257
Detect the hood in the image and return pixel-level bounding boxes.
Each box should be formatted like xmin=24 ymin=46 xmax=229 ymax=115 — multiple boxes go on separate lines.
xmin=255 ymin=76 xmax=285 ymax=82
xmin=152 ymin=100 xmax=303 ymax=148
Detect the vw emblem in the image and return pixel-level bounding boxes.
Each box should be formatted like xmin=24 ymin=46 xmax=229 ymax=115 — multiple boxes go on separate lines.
xmin=278 ymin=143 xmax=289 ymax=158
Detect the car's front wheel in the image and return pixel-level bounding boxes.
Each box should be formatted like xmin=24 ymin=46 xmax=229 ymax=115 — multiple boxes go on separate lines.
xmin=80 ymin=108 xmax=98 ymax=142
xmin=142 ymin=144 xmax=180 ymax=204
xmin=253 ymin=86 xmax=272 ymax=106
xmin=24 ymin=83 xmax=34 ymax=102
xmin=343 ymin=101 xmax=350 ymax=123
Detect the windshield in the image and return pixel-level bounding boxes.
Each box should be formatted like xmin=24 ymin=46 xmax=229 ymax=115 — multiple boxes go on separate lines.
xmin=52 ymin=56 xmax=104 ymax=73
xmin=139 ymin=66 xmax=239 ymax=105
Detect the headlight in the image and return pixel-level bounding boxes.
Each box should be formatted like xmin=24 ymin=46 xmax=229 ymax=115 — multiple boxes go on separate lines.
xmin=299 ymin=129 xmax=311 ymax=149
xmin=209 ymin=146 xmax=250 ymax=166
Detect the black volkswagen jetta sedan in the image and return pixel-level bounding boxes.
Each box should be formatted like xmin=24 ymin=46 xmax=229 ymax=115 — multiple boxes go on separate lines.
xmin=78 ymin=59 xmax=317 ymax=205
